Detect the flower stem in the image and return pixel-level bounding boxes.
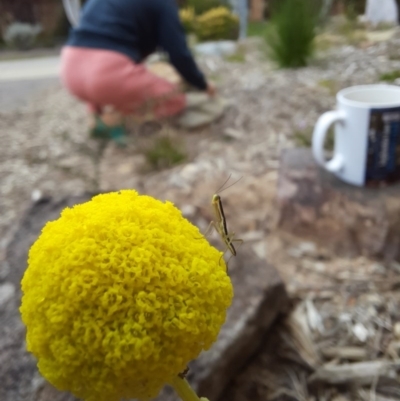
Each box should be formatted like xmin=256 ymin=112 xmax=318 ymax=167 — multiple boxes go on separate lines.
xmin=170 ymin=376 xmax=204 ymax=401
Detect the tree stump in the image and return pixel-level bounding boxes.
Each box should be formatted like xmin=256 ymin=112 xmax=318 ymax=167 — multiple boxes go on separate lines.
xmin=277 ymin=148 xmax=400 ymax=261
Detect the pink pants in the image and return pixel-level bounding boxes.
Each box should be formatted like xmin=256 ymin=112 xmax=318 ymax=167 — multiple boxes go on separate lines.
xmin=60 ymin=47 xmax=186 ymax=118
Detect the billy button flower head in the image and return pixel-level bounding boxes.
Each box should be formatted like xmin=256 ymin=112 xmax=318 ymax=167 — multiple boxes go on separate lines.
xmin=20 ymin=190 xmax=233 ymax=401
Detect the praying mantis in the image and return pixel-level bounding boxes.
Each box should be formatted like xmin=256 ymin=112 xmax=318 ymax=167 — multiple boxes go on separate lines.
xmin=201 ymin=175 xmax=243 ymax=265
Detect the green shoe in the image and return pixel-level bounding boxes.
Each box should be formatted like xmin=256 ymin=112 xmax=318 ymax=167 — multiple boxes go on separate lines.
xmin=90 ymin=115 xmax=127 ymax=146
xmin=89 ymin=115 xmax=109 ymax=138
xmin=110 ymin=125 xmax=128 ymax=147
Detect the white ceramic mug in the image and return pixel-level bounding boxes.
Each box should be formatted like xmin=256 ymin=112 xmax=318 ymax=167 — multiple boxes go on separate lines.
xmin=312 ymin=84 xmax=400 ymax=186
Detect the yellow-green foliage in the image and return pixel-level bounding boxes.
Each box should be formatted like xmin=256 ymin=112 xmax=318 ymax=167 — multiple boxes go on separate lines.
xmin=179 ymin=7 xmax=197 ymax=34
xmin=180 ymin=6 xmax=239 ymax=42
xmin=196 ymin=7 xmax=239 ymax=41
xmin=186 ymin=0 xmax=223 ymax=15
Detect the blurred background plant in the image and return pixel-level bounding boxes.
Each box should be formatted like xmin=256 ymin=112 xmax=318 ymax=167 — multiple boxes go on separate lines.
xmin=265 ymin=0 xmax=320 ymax=68
xmin=0 ymin=0 xmax=385 ymax=52
xmin=344 ymin=0 xmax=358 ymax=21
xmin=379 ymin=69 xmax=400 ymax=82
xmin=179 ymin=5 xmax=239 ymax=41
xmin=3 ymin=22 xmax=42 ymax=50
xmin=145 ymin=137 xmax=187 ymax=170
xmin=344 ymin=0 xmax=366 ymax=21
xmin=196 ymin=7 xmax=239 ymax=41
xmin=185 ymin=0 xmax=229 ymax=15
xmin=179 ymin=7 xmax=198 ymax=35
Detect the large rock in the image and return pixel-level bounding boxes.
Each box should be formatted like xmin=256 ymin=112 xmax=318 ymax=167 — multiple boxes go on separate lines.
xmin=3 ymin=195 xmax=287 ymax=401
xmin=147 ymin=62 xmax=183 ymax=88
xmin=178 ymin=94 xmax=229 ymax=129
xmin=277 ymin=148 xmax=400 ymax=261
xmin=184 ymin=245 xmax=288 ymax=401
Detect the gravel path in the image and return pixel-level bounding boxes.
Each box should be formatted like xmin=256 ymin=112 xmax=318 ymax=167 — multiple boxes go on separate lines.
xmin=2 ymin=35 xmax=400 ymax=252
xmin=0 ymin=77 xmax=59 ymax=112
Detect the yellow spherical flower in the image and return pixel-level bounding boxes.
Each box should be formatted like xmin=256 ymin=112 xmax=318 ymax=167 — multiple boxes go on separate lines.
xmin=20 ymin=190 xmax=233 ymax=401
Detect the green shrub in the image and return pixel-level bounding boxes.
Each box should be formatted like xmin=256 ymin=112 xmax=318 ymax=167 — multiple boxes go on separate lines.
xmin=179 ymin=7 xmax=197 ymax=35
xmin=196 ymin=7 xmax=239 ymax=41
xmin=185 ymin=0 xmax=229 ymax=15
xmin=265 ymin=0 xmax=319 ymax=68
xmin=4 ymin=22 xmax=42 ymax=50
xmin=180 ymin=5 xmax=238 ymax=42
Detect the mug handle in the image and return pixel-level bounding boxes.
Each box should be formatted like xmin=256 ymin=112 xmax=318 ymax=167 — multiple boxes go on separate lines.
xmin=312 ymin=110 xmax=346 ymax=173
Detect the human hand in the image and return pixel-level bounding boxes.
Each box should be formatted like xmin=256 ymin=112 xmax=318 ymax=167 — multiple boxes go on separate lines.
xmin=206 ymin=82 xmax=217 ymax=97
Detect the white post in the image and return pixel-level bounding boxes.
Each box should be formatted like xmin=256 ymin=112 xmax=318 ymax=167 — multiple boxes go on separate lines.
xmin=230 ymin=0 xmax=248 ymax=40
xmin=365 ymin=0 xmax=398 ymax=26
xmin=320 ymin=0 xmax=333 ymax=21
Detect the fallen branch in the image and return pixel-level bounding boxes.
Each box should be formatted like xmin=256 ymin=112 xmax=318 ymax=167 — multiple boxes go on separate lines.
xmin=321 ymin=346 xmax=368 ymax=362
xmin=308 ymin=360 xmax=400 ymax=386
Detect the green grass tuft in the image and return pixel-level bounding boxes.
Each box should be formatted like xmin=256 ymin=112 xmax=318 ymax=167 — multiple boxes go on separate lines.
xmin=379 ymin=70 xmax=400 ymax=82
xmin=265 ymin=0 xmax=319 ymax=68
xmin=318 ymin=79 xmax=338 ymax=95
xmin=247 ymin=21 xmax=268 ymax=38
xmin=294 ymin=126 xmax=334 ymax=151
xmin=225 ymin=50 xmax=246 ymax=63
xmin=145 ymin=137 xmax=186 ymax=170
